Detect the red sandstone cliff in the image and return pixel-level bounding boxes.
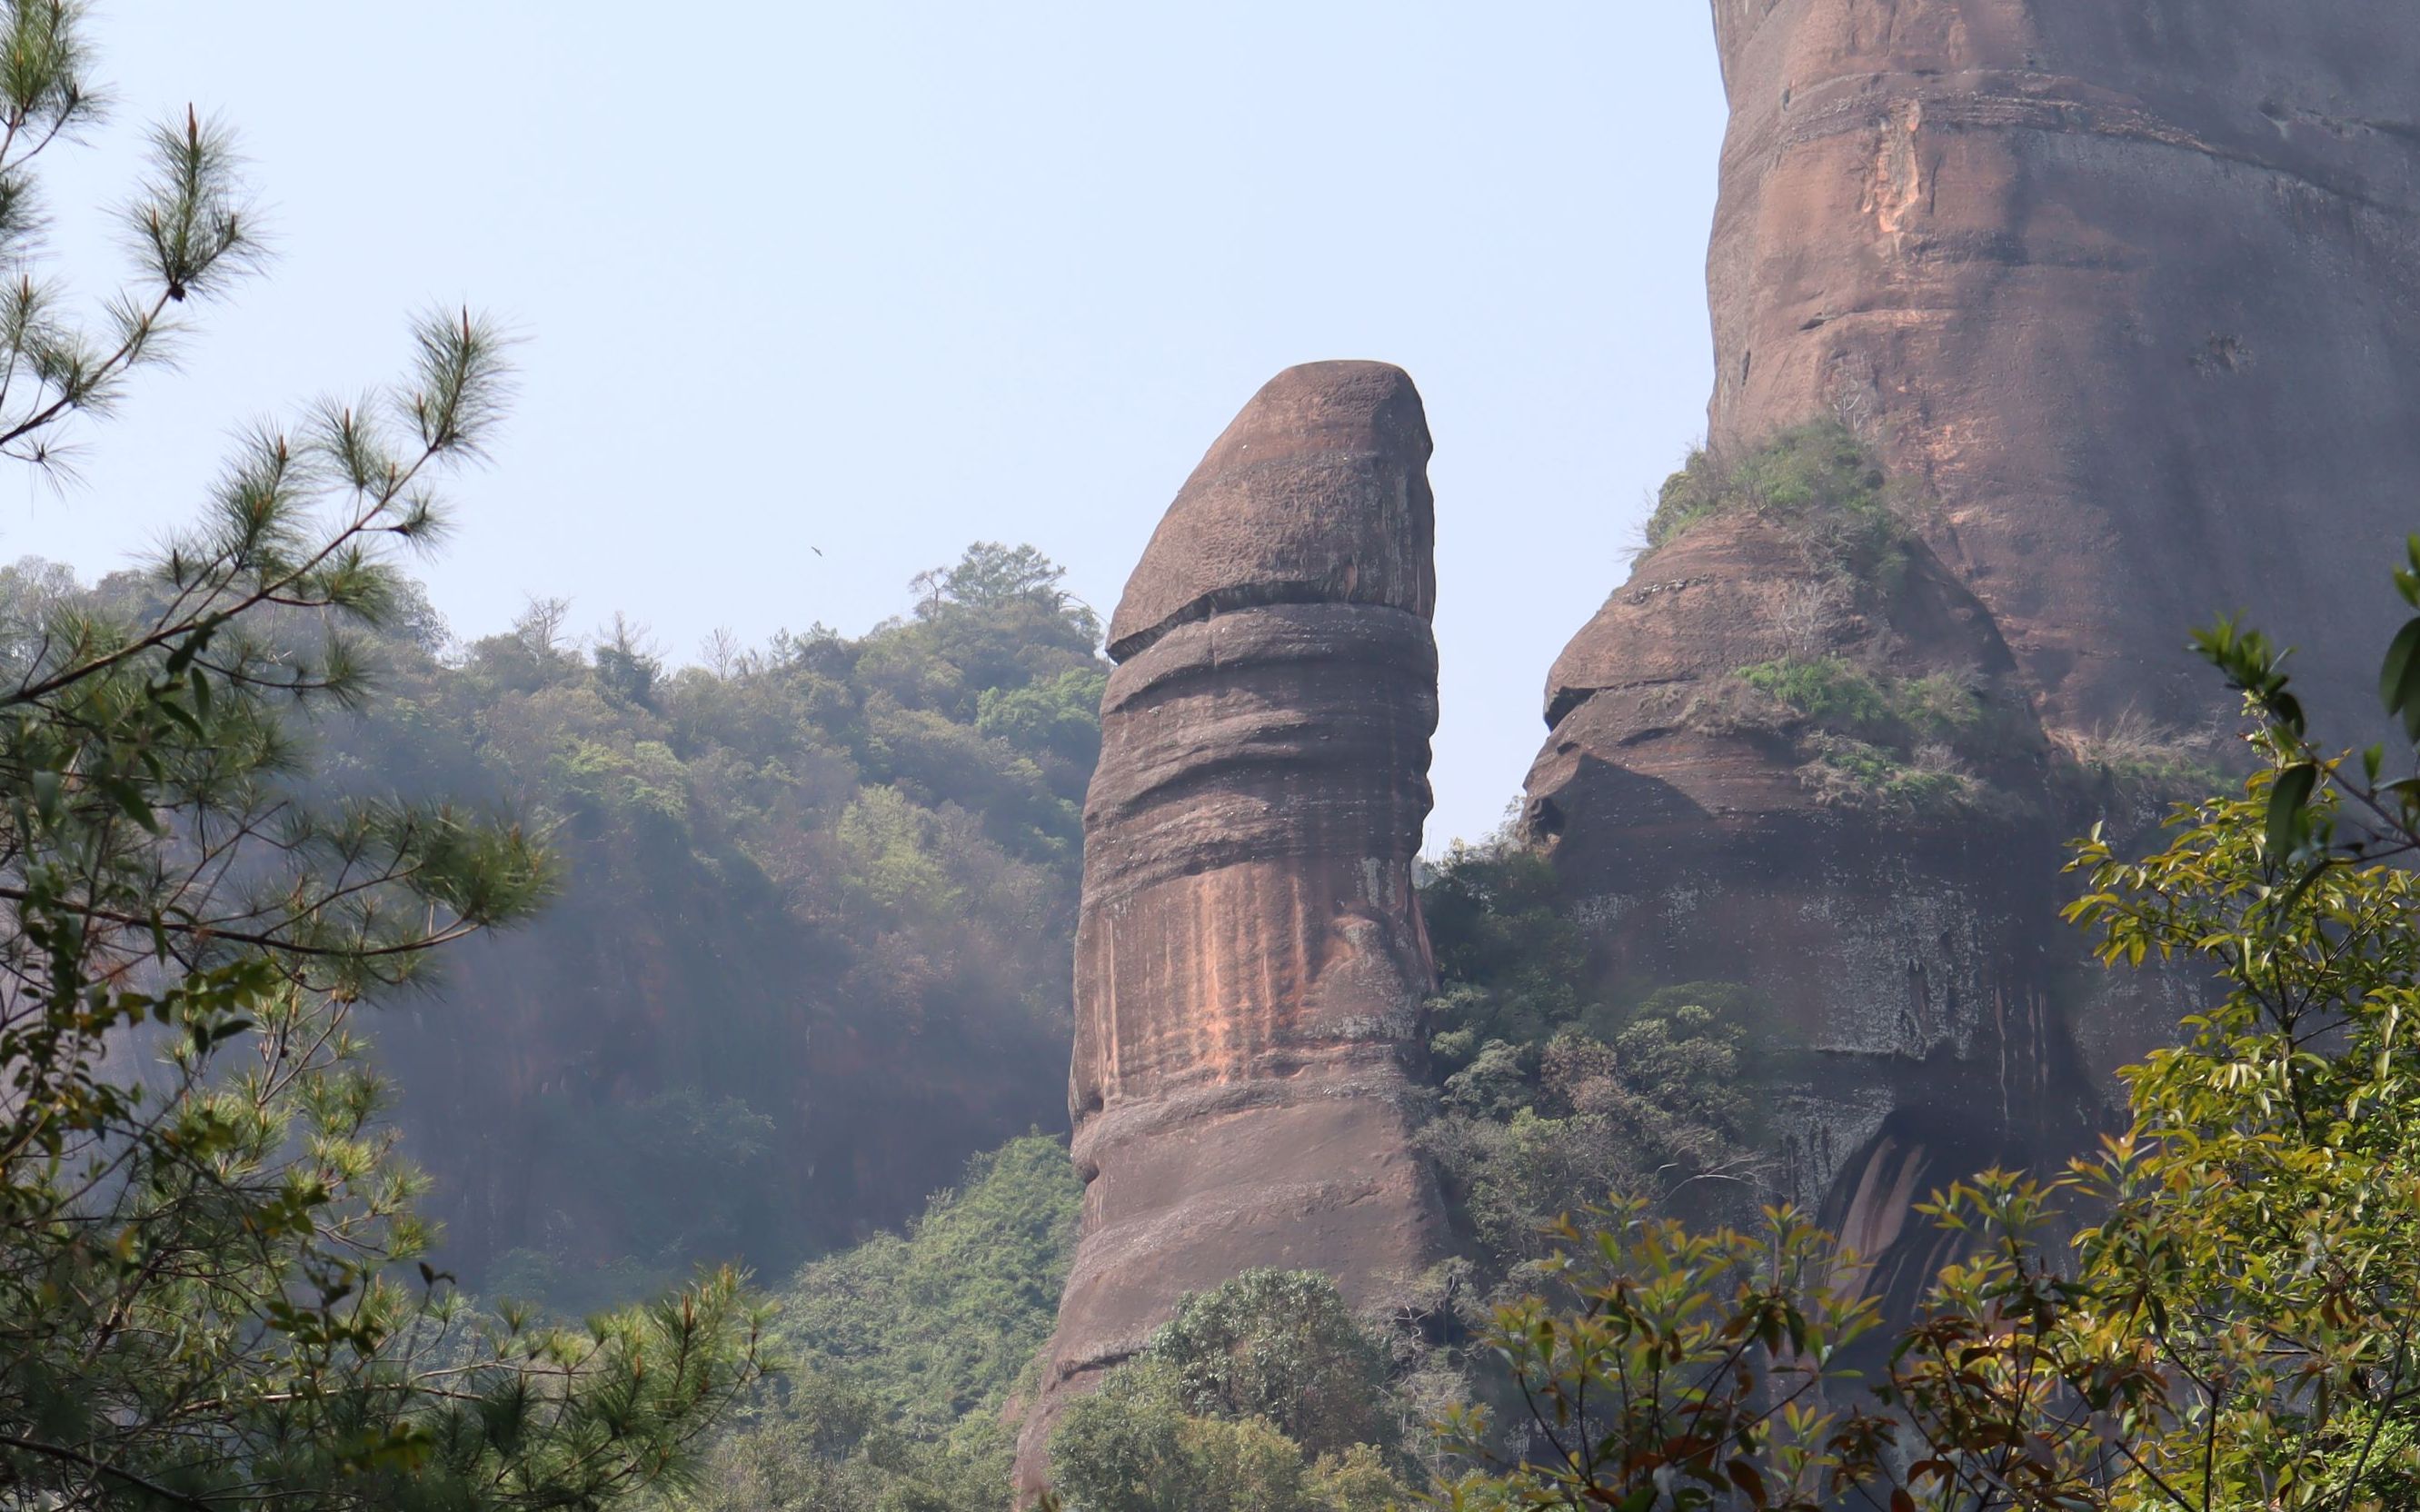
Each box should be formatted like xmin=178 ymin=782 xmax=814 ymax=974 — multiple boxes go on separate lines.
xmin=1708 ymin=0 xmax=2420 ymax=731
xmin=1528 ymin=0 xmax=2419 ymax=1297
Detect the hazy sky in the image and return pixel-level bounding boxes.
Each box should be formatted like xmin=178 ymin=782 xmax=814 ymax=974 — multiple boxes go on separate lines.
xmin=17 ymin=2 xmax=1728 ymax=851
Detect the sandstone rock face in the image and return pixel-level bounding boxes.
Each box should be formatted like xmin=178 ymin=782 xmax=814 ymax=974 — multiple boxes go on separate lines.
xmin=1526 ymin=504 xmax=2114 ymax=1310
xmin=1013 ymin=363 xmax=1447 ymax=1498
xmin=1529 ymin=0 xmax=2415 ymax=1302
xmin=1708 ymin=0 xmax=2420 ymax=731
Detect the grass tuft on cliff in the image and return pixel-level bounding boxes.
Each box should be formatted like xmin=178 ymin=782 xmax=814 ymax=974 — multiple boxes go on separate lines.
xmin=1724 ymin=655 xmax=2033 ymax=815
xmin=1644 ymin=420 xmax=1907 ymax=574
xmin=2051 ymin=710 xmax=2238 ymax=838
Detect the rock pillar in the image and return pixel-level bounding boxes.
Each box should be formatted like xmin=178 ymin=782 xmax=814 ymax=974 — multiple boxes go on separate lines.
xmin=1013 ymin=361 xmax=1448 ymax=1498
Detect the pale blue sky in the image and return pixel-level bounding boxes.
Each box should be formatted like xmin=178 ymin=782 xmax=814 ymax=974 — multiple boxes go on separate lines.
xmin=18 ymin=2 xmax=1727 ymax=850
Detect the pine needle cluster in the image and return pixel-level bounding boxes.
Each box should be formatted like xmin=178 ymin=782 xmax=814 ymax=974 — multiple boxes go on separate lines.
xmin=0 ymin=6 xmax=767 ymax=1507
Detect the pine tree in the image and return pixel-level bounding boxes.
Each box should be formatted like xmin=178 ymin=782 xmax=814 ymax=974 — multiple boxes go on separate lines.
xmin=0 ymin=5 xmax=765 ymax=1506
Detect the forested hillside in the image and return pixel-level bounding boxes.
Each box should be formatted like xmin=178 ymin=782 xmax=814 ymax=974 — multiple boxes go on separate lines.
xmin=346 ymin=543 xmax=1106 ymax=1306
xmin=671 ymin=1136 xmax=1082 ymax=1511
xmin=8 ymin=542 xmax=1106 ymax=1310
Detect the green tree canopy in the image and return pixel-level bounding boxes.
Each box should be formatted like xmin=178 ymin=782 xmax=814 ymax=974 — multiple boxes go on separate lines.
xmin=1049 ymin=1271 xmax=1417 ymax=1512
xmin=1434 ymin=548 xmax=2420 ymax=1512
xmin=0 ymin=7 xmax=762 ymax=1506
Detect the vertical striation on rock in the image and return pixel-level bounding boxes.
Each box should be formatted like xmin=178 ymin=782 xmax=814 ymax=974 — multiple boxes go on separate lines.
xmin=1013 ymin=362 xmax=1448 ymax=1498
xmin=1528 ymin=0 xmax=2418 ymax=1306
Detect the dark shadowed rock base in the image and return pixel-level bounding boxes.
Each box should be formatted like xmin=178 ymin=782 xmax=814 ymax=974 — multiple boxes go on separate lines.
xmin=1012 ymin=363 xmax=1448 ymax=1500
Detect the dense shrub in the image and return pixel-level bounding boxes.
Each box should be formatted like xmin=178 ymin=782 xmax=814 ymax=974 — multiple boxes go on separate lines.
xmin=1643 ymin=420 xmax=1908 ymax=581
xmin=1147 ymin=1269 xmax=1396 ymax=1459
xmin=670 ymin=1136 xmax=1083 ymax=1512
xmin=1721 ymin=650 xmax=2037 ymax=814
xmin=1049 ymin=1272 xmax=1416 ymax=1512
xmin=336 ymin=544 xmax=1106 ymax=1297
xmin=1417 ymin=837 xmax=1769 ymax=1285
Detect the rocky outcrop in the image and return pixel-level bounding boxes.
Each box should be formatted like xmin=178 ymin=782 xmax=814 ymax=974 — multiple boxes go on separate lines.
xmin=1528 ymin=0 xmax=2417 ymax=1299
xmin=1707 ymin=0 xmax=2420 ymax=732
xmin=1013 ymin=362 xmax=1448 ymax=1497
xmin=1525 ymin=488 xmax=2113 ymax=1310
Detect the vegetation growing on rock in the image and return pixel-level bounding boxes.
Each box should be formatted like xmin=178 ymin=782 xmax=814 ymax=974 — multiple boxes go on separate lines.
xmin=1726 ymin=654 xmax=2028 ymax=813
xmin=1629 ymin=423 xmax=2050 ymax=816
xmin=1416 ymin=837 xmax=1769 ymax=1282
xmin=1642 ymin=420 xmax=1910 ymax=577
xmin=1439 ymin=563 xmax=2420 ymax=1512
xmin=2053 ymin=709 xmax=2236 ymax=838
